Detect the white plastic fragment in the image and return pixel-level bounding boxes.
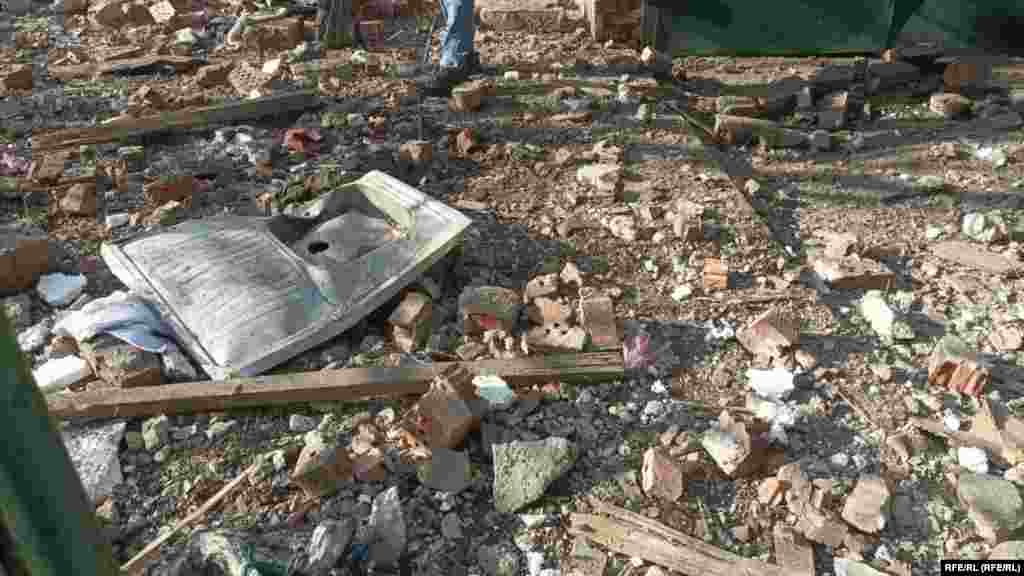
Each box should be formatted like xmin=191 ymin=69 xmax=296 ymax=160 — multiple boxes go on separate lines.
xmin=32 ymin=355 xmax=92 ymax=394
xmin=36 ymin=273 xmax=87 ymax=307
xmin=957 ymin=446 xmax=989 ymax=474
xmin=747 ymin=367 xmax=796 ymax=402
xmin=105 ymin=213 xmax=130 ymax=229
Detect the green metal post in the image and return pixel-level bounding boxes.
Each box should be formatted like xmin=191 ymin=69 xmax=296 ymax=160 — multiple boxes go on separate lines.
xmin=0 ymin=310 xmax=120 ymax=576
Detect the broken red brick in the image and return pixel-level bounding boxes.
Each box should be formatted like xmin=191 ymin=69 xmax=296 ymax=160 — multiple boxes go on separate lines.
xmin=0 ymin=65 xmax=33 ymax=93
xmin=290 ymin=442 xmax=355 ymax=499
xmin=526 ymin=297 xmax=573 ymax=325
xmin=736 ymin=308 xmax=800 ymax=363
xmin=416 ymin=373 xmax=479 ymax=449
xmin=641 ymin=447 xmax=684 ymax=502
xmin=928 ymin=336 xmax=991 ymax=396
xmin=143 ymin=174 xmax=194 ymax=205
xmin=284 ymin=128 xmax=322 ymax=155
xmin=703 ymin=258 xmax=728 ymax=291
xmin=580 ymin=295 xmax=618 ymax=349
xmin=0 ymin=229 xmax=49 ymax=295
xmin=525 ymin=322 xmax=587 ymax=352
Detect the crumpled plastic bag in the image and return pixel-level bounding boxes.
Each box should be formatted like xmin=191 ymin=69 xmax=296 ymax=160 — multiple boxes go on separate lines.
xmin=52 ymin=291 xmax=177 ymax=353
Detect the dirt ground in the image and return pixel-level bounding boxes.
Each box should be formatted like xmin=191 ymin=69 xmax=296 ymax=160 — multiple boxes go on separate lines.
xmin=4 ymin=1 xmax=1024 ymax=575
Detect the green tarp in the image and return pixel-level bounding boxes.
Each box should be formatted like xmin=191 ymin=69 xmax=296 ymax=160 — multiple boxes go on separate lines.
xmin=645 ymin=0 xmax=1022 ymax=56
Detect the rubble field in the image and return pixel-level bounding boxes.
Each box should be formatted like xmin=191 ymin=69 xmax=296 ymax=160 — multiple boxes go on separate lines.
xmin=4 ymin=0 xmax=1024 ymax=574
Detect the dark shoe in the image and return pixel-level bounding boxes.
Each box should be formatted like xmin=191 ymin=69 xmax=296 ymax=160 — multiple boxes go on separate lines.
xmin=417 ymin=63 xmax=470 ymax=98
xmin=466 ymin=51 xmax=483 ymax=75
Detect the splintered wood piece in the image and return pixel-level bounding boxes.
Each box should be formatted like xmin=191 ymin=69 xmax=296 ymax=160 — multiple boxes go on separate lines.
xmin=31 ymin=90 xmax=320 ymax=152
xmin=47 ymin=352 xmax=624 ymax=420
xmin=571 ymin=498 xmax=786 ymax=576
xmin=120 ymin=460 xmax=261 ymax=575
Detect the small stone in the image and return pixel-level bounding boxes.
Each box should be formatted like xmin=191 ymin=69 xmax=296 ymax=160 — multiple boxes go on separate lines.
xmin=289 ymin=414 xmax=318 ymax=433
xmin=417 ymin=448 xmax=472 ymax=494
xmin=306 ymin=519 xmax=355 ymax=575
xmin=440 ymin=513 xmax=463 ymax=539
xmin=142 ymin=415 xmax=170 ymax=451
xmin=809 ymin=130 xmax=832 ymax=151
xmin=576 ymin=164 xmax=623 ymax=195
xmin=477 ymin=543 xmax=521 ymax=576
xmin=17 ymin=319 xmax=52 ymax=353
xmin=61 ymin=420 xmax=126 ymax=504
xmin=367 ymin=486 xmax=406 ymax=567
xmin=37 ymin=273 xmax=87 ymax=307
xmin=205 ymin=419 xmax=238 ymax=442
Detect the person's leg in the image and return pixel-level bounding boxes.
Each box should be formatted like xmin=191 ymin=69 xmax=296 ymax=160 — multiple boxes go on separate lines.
xmin=438 ymin=0 xmax=474 ymax=68
xmin=419 ymin=0 xmax=476 ymax=96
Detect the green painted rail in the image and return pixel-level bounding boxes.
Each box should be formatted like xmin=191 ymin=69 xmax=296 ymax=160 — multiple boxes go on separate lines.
xmin=0 ymin=310 xmax=119 ymax=576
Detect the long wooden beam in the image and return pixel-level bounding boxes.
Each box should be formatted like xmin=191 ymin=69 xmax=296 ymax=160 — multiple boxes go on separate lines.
xmin=30 ymin=90 xmax=320 ymax=153
xmin=47 ymin=352 xmax=624 ymax=420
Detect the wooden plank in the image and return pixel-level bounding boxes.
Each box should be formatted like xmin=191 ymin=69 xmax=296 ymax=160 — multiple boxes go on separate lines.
xmin=569 ymin=511 xmax=787 ymax=576
xmin=31 ymin=90 xmax=320 ymax=153
xmin=47 ymin=55 xmax=202 ymax=82
xmin=47 ymin=352 xmax=624 ymax=420
xmin=120 ymin=461 xmax=261 ymax=575
xmin=772 ymin=524 xmax=815 ymax=576
xmin=931 ymin=241 xmax=1021 ymax=275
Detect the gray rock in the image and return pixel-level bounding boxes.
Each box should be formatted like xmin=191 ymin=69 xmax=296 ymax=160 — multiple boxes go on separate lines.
xmin=3 ymin=294 xmax=32 ymax=328
xmin=61 ymin=420 xmax=126 ymax=504
xmin=142 ymin=415 xmax=170 ymax=451
xmin=306 ymin=519 xmax=355 ymax=575
xmin=809 ymin=129 xmax=832 ymax=152
xmin=206 ymin=419 xmax=238 ymax=442
xmin=440 ymin=512 xmax=463 ymax=539
xmin=492 ymin=437 xmax=577 ymax=513
xmin=17 ymin=318 xmax=52 ymax=353
xmin=161 ymin=342 xmax=199 ymax=382
xmin=989 ymin=540 xmax=1024 ymax=560
xmin=477 ymin=543 xmax=522 ymax=576
xmin=1011 ymin=91 xmax=1024 ymax=116
xmin=368 ymin=486 xmax=406 ymax=567
xmin=957 ymin=472 xmax=1024 ymax=542
xmin=289 ymin=414 xmax=319 ymax=433
xmin=417 ymin=448 xmax=472 ymax=495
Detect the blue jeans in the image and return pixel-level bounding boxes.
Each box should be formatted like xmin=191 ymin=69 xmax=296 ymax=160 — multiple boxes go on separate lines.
xmin=438 ymin=0 xmax=475 ymax=68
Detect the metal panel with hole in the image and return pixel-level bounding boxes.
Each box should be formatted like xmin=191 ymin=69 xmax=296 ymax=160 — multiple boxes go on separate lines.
xmin=101 ymin=170 xmax=472 ymax=380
